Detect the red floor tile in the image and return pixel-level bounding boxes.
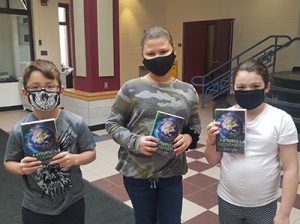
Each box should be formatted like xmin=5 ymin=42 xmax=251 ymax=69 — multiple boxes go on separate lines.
xmin=106 ymin=185 xmax=130 ymax=202
xmin=196 ymin=143 xmax=205 ymax=148
xmin=92 ymin=178 xmax=117 ymax=191
xmin=105 ymin=173 xmax=124 ymax=186
xmin=186 ymin=150 xmax=204 ymax=159
xmin=186 ymin=189 xmax=218 ymax=209
xmin=184 ymin=173 xmax=218 ymax=189
xmin=188 ymin=160 xmax=213 ymax=172
xmin=203 ymin=182 xmax=219 ymax=194
xmin=183 ymin=181 xmax=202 ymax=197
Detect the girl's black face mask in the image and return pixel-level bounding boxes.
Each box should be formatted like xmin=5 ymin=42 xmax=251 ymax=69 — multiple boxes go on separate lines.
xmin=143 ymin=52 xmax=176 ymax=76
xmin=234 ymin=89 xmax=265 ymax=110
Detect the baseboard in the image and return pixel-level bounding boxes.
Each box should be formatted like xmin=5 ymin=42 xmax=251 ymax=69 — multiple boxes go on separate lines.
xmin=88 ymin=124 xmax=105 ymax=131
xmin=0 ymin=105 xmax=23 ymax=112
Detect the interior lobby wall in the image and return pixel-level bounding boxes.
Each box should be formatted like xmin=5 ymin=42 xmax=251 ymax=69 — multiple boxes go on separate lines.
xmin=119 ymin=0 xmax=166 ymax=84
xmin=164 ymin=0 xmax=300 ymax=75
xmin=31 ymin=0 xmax=61 ymax=70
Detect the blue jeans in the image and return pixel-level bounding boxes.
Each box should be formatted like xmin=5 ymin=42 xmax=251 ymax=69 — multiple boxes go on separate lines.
xmin=123 ymin=175 xmax=183 ymax=224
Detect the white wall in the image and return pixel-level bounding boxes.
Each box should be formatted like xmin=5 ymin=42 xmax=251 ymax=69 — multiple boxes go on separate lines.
xmin=73 ymin=0 xmax=87 ymax=76
xmin=97 ymin=0 xmax=114 ymax=77
xmin=0 ymin=82 xmax=22 ymax=107
xmin=27 ymin=0 xmax=300 ymax=84
xmin=119 ymin=0 xmax=166 ymax=84
xmin=31 ymin=0 xmax=61 ymax=70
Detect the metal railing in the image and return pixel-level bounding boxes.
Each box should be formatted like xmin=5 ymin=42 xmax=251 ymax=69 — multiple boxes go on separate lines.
xmin=191 ymin=35 xmax=300 ymax=108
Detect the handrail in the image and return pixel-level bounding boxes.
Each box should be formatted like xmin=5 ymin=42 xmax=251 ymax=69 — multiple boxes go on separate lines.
xmin=191 ymin=35 xmax=300 ymax=108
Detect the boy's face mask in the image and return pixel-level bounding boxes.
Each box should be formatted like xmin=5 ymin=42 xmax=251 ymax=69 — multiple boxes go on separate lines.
xmin=28 ymin=90 xmax=60 ymax=111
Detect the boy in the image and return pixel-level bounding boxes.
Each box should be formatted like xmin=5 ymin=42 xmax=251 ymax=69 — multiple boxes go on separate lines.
xmin=4 ymin=59 xmax=96 ymax=224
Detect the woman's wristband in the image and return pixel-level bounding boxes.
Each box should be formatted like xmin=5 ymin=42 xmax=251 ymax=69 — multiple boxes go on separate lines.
xmin=182 ymin=127 xmax=199 ymax=149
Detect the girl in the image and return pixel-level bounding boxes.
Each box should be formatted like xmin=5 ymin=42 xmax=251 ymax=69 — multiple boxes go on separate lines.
xmin=205 ymin=59 xmax=298 ymax=224
xmin=106 ymin=26 xmax=201 ymax=224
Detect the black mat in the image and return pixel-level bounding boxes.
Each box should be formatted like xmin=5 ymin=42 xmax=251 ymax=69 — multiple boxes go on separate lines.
xmin=0 ymin=128 xmax=134 ymax=224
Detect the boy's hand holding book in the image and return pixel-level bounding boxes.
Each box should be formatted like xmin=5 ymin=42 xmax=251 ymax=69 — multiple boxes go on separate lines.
xmin=50 ymin=151 xmax=79 ymax=168
xmin=19 ymin=156 xmax=43 ymax=175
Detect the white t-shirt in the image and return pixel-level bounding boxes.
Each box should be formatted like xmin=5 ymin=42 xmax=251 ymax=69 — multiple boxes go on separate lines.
xmin=218 ymin=104 xmax=298 ymax=207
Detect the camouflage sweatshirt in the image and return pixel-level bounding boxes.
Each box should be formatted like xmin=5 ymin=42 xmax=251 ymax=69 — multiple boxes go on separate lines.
xmin=105 ymin=77 xmax=201 ymax=179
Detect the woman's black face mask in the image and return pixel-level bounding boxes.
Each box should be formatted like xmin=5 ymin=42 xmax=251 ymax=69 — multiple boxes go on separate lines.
xmin=234 ymin=89 xmax=265 ymax=110
xmin=143 ymin=52 xmax=176 ymax=76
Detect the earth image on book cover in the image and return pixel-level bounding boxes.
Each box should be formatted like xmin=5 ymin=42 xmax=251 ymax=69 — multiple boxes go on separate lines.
xmin=21 ymin=119 xmax=59 ymax=162
xmin=153 ymin=117 xmax=181 ymax=142
xmin=218 ymin=112 xmax=244 ymax=140
xmin=151 ymin=111 xmax=185 ymax=155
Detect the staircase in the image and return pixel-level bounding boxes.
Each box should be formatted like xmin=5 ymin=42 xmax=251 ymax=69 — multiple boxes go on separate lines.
xmin=191 ymin=35 xmax=300 ymax=150
xmin=266 ymin=71 xmax=300 ymax=150
xmin=192 ymin=35 xmax=300 ymax=108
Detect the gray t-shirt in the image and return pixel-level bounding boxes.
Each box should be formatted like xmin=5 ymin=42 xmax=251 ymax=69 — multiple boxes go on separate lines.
xmin=5 ymin=109 xmax=96 ymax=215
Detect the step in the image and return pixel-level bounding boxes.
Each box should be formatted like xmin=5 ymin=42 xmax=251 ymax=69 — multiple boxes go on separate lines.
xmin=269 ymin=86 xmax=300 ymax=103
xmin=271 ymin=71 xmax=300 ymax=90
xmin=265 ymin=98 xmax=300 ymax=118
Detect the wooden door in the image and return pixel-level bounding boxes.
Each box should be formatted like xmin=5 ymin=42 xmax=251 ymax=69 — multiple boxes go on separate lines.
xmin=182 ymin=19 xmax=234 ymax=92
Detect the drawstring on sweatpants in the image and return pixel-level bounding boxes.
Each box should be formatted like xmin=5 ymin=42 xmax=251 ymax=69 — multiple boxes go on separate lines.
xmin=149 ymin=178 xmax=159 ymax=189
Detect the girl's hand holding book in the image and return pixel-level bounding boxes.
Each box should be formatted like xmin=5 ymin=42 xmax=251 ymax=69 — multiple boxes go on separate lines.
xmin=173 ymin=134 xmax=192 ymax=156
xmin=139 ymin=136 xmax=158 ymax=156
xmin=206 ymin=122 xmax=220 ymax=145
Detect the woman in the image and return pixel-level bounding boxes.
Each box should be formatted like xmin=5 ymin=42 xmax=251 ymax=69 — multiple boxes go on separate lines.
xmin=205 ymin=59 xmax=298 ymax=224
xmin=105 ymin=26 xmax=201 ymax=224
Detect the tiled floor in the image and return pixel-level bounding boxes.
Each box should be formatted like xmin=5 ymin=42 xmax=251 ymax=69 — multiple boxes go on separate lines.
xmin=1 ymin=102 xmax=300 ymax=223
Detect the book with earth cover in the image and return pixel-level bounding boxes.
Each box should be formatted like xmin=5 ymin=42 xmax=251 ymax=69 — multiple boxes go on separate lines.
xmin=151 ymin=111 xmax=185 ymax=155
xmin=21 ymin=118 xmax=60 ymax=163
xmin=214 ymin=108 xmax=246 ymax=154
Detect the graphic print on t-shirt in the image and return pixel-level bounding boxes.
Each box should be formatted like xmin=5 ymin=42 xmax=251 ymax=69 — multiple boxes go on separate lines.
xmin=34 ymin=126 xmax=73 ymax=198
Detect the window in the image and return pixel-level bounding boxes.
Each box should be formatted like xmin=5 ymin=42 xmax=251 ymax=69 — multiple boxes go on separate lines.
xmin=0 ymin=0 xmax=28 ymax=10
xmin=58 ymin=4 xmax=71 ymax=68
xmin=0 ymin=0 xmax=33 ymax=82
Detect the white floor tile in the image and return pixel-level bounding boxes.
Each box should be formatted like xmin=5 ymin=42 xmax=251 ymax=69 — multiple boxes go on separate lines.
xmin=181 ymin=198 xmax=207 ymax=222
xmin=201 ymin=166 xmax=220 ymax=180
xmin=183 ymin=168 xmax=198 ymax=179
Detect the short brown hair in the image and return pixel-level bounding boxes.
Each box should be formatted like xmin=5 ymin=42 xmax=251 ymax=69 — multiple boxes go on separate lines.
xmin=23 ymin=59 xmax=61 ymax=87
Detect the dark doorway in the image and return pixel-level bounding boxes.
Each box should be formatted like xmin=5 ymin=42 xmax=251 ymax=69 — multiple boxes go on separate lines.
xmin=182 ymin=18 xmax=234 ymax=92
